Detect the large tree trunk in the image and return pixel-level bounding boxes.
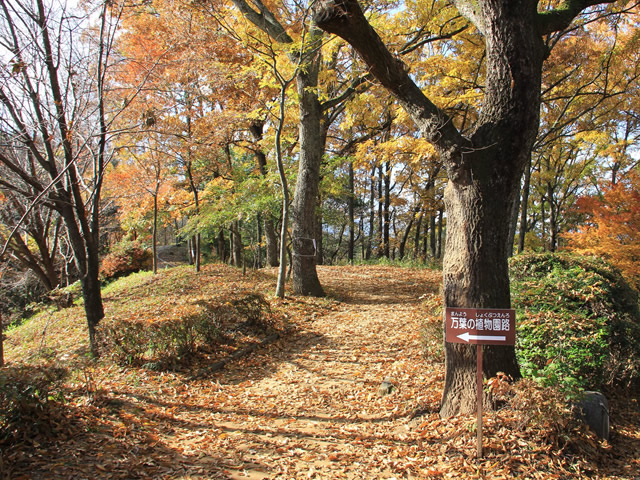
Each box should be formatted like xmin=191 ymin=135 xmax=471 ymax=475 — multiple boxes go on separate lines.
xmin=291 ymin=30 xmax=325 ymax=296
xmin=314 ymin=0 xmax=585 ymax=416
xmin=62 ymin=206 xmax=103 ymax=353
xmin=440 ymin=167 xmax=522 ymax=416
xmin=229 ymin=0 xmax=325 ymax=295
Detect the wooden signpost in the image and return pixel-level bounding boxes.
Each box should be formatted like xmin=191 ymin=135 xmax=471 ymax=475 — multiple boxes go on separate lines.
xmin=445 ymin=307 xmax=516 ymax=459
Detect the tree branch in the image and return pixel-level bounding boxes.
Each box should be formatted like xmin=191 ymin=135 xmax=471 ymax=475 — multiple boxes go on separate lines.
xmin=228 ymin=0 xmax=293 ymax=44
xmin=320 ymin=72 xmax=372 ymax=112
xmin=313 ymin=0 xmax=470 ymax=168
xmin=537 ymin=0 xmax=620 ymax=35
xmin=452 ymin=0 xmax=488 ymax=36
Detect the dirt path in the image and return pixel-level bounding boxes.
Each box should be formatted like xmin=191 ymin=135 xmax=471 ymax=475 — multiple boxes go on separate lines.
xmin=8 ymin=265 xmax=638 ymax=479
xmin=160 ymin=266 xmax=444 ymax=479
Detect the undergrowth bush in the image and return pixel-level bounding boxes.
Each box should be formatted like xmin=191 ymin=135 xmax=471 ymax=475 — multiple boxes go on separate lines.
xmin=510 ymin=252 xmax=640 ymax=393
xmin=98 ymin=292 xmax=273 ymax=367
xmin=100 ymin=240 xmax=152 ymax=281
xmin=0 ymin=364 xmax=68 ymax=445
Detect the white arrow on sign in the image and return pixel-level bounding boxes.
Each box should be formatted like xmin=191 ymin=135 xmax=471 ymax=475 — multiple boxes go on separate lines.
xmin=457 ymin=332 xmax=506 ymax=343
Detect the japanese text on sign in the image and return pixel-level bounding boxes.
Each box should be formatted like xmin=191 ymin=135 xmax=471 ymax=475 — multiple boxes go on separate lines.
xmin=445 ymin=308 xmax=516 ymax=345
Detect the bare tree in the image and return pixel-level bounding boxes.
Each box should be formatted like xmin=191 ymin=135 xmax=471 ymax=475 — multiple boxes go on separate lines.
xmin=0 ymin=0 xmax=126 ymax=354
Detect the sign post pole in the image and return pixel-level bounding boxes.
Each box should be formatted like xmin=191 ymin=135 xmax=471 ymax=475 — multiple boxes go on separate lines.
xmin=444 ymin=307 xmax=517 ymax=460
xmin=477 ymin=344 xmax=483 ymax=459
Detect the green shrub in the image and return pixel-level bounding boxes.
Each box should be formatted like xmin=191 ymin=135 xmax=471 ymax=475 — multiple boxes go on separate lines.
xmin=510 ymin=252 xmax=640 ymax=393
xmin=100 ymin=240 xmax=152 ymax=281
xmin=0 ymin=365 xmax=68 ymax=445
xmin=98 ymin=293 xmax=272 ymax=367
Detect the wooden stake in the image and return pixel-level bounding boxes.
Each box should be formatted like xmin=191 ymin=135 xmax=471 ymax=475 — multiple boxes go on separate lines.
xmin=477 ymin=344 xmax=483 ymax=459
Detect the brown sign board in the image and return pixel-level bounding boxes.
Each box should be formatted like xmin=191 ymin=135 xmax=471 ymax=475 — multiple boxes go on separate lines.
xmin=445 ymin=308 xmax=516 ymax=345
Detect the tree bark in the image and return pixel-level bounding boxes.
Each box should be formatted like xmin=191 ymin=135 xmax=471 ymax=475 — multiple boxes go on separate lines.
xmin=313 ymin=0 xmax=607 ymax=416
xmin=291 ymin=29 xmax=325 ymax=296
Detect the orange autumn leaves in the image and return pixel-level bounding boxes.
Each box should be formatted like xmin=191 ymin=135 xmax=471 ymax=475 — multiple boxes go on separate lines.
xmin=564 ymin=172 xmax=640 ymax=289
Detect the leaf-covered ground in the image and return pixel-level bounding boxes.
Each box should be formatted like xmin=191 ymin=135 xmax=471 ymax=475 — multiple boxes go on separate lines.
xmin=3 ymin=265 xmax=639 ymax=479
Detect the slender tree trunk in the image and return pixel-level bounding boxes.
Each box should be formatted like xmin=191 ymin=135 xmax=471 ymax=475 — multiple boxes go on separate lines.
xmin=518 ymin=155 xmax=532 ymax=253
xmin=273 ymin=76 xmax=293 ymax=298
xmin=1 ymin=312 xmax=4 ymax=367
xmin=249 ymin=121 xmax=279 ymax=267
xmin=429 ymin=213 xmax=437 ymax=259
xmin=422 ymin=215 xmax=429 ymax=260
xmin=257 ymin=213 xmax=263 ymax=269
xmin=413 ymin=210 xmax=423 ymax=259
xmin=547 ymin=182 xmax=559 ymax=252
xmin=377 ymin=164 xmax=384 ymax=257
xmin=436 ymin=208 xmax=444 ymax=260
xmin=398 ymin=207 xmax=417 ymax=260
xmin=383 ymin=161 xmax=391 ymax=259
xmin=231 ymin=221 xmax=243 ymax=267
xmin=152 ymin=192 xmax=158 ymax=274
xmin=195 ymin=234 xmax=201 ymax=271
xmin=315 ymin=196 xmax=324 ymax=266
xmin=185 ymin=176 xmax=200 ymax=271
xmin=366 ymin=164 xmax=376 ymax=260
xmin=540 ymin=188 xmax=547 ymax=250
xmin=217 ymin=230 xmax=226 ymax=262
xmin=276 ymin=199 xmax=289 ymax=297
xmin=348 ymin=160 xmax=355 ymax=263
xmin=330 ymin=224 xmax=347 ymax=263
xmin=508 ymin=186 xmax=520 ymax=257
